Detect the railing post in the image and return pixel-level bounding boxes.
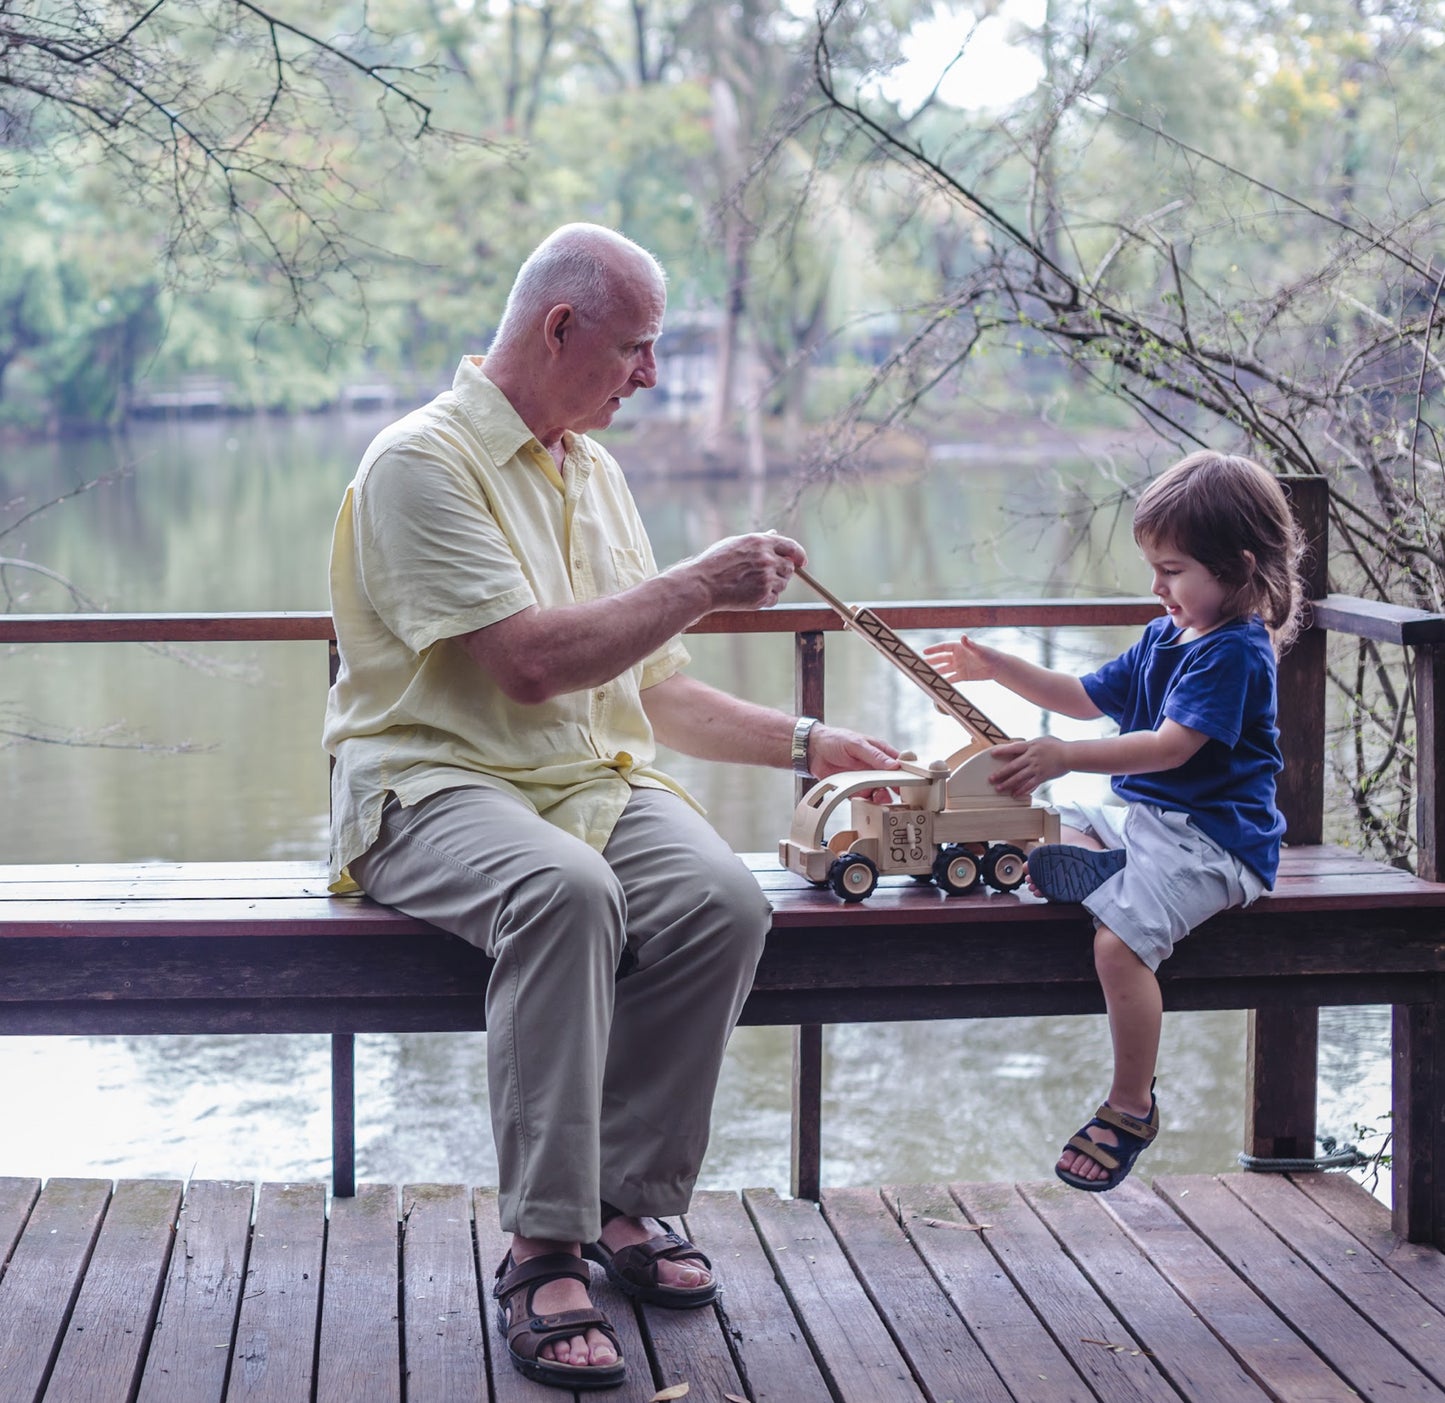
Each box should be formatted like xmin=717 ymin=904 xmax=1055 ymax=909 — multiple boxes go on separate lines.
xmin=1245 ymin=475 xmax=1328 ymax=1167
xmin=1274 ymin=476 xmax=1328 ymax=844
xmin=1413 ymin=641 xmax=1442 ymax=884
xmin=1393 ymin=994 xmax=1445 ymax=1245
xmin=791 ymin=629 xmax=826 ymax=1201
xmin=1393 ymin=640 xmax=1444 ymax=1242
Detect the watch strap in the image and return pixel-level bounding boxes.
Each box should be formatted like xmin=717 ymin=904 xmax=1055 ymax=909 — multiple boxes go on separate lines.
xmin=791 ymin=716 xmax=819 ymax=777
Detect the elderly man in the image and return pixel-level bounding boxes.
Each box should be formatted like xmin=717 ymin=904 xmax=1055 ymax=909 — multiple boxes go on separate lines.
xmin=323 ymin=223 xmax=896 ymax=1389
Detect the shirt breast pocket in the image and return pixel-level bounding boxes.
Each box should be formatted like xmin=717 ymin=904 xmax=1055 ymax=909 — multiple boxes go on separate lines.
xmin=608 ymin=546 xmax=648 ymax=591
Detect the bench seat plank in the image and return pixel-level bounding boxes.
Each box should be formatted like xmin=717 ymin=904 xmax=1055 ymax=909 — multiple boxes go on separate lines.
xmin=0 ymin=896 xmax=432 ymax=937
xmin=0 ymin=849 xmax=1440 ymax=944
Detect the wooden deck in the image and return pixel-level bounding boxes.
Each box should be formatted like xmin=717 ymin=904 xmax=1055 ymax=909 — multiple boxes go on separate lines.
xmin=3 ymin=1172 xmax=1444 ymax=1402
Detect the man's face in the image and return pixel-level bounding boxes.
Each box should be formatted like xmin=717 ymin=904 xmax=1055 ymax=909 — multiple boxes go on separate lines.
xmin=558 ymin=266 xmax=665 ymax=435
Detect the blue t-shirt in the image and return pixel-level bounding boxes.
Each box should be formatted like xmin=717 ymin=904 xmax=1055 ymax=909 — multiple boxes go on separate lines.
xmin=1081 ymin=615 xmax=1284 ymax=885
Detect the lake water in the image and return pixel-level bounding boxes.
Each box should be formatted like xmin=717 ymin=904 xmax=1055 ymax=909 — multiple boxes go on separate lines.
xmin=0 ymin=405 xmax=1393 ymax=1199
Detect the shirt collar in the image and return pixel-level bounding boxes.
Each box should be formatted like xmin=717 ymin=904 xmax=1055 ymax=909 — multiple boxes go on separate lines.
xmin=453 ymin=355 xmax=541 ymax=466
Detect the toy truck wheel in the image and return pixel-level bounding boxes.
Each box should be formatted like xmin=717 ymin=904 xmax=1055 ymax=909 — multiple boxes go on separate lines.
xmin=828 ymin=853 xmax=879 ymax=902
xmin=983 ymin=843 xmax=1028 ymax=892
xmin=932 ymin=845 xmax=981 ymax=896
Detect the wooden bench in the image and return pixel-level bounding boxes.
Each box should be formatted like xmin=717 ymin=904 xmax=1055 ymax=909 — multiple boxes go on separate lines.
xmin=1 ymin=845 xmax=1443 ymax=1226
xmin=3 ymin=478 xmax=1445 ymax=1241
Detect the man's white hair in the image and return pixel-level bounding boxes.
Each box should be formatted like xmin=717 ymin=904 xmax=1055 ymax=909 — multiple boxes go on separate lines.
xmin=490 ymin=224 xmax=666 ymax=351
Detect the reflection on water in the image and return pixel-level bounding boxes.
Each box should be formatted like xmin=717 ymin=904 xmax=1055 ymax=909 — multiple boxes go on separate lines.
xmin=0 ymin=412 xmax=1393 ymax=1199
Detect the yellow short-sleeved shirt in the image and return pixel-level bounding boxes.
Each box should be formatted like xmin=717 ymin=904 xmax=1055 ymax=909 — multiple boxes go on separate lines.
xmin=323 ymin=356 xmax=696 ymax=892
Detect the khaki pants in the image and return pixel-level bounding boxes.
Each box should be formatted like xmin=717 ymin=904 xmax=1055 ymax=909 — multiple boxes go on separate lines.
xmin=351 ymin=784 xmax=771 ymax=1242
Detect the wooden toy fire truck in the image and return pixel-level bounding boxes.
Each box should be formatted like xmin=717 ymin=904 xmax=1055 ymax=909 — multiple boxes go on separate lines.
xmin=780 ymin=569 xmax=1060 ymax=902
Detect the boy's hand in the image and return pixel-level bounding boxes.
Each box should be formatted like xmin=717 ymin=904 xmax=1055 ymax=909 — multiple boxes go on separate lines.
xmin=988 ymin=737 xmax=1069 ymax=799
xmin=922 ymin=634 xmax=997 ymax=683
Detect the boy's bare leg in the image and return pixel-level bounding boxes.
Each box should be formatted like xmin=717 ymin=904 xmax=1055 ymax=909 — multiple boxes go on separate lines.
xmin=1058 ymin=927 xmax=1162 ymax=1182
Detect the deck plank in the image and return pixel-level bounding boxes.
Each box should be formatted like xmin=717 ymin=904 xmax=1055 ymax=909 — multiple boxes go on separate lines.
xmin=138 ymin=1180 xmax=256 ymax=1403
xmin=886 ymin=1184 xmax=1094 ymax=1402
xmin=225 ymin=1182 xmax=326 ymax=1403
xmin=744 ymin=1187 xmax=925 ymax=1402
xmin=1155 ymin=1175 xmax=1445 ymax=1402
xmin=0 ymin=1178 xmax=39 ymax=1270
xmin=951 ymin=1181 xmax=1186 ymax=1403
xmin=316 ymin=1184 xmax=401 ymax=1403
xmin=1019 ymin=1179 xmax=1272 ymax=1402
xmin=1292 ymin=1173 xmax=1445 ymax=1313
xmin=0 ymin=1177 xmax=112 ymax=1403
xmin=1101 ymin=1180 xmax=1359 ymax=1403
xmin=682 ymin=1190 xmax=834 ymax=1402
xmin=1224 ymin=1174 xmax=1445 ymax=1386
xmin=46 ymin=1179 xmax=184 ymax=1401
xmin=400 ymin=1183 xmax=488 ymax=1403
xmin=822 ymin=1186 xmax=1014 ymax=1403
xmin=585 ymin=1277 xmax=661 ymax=1403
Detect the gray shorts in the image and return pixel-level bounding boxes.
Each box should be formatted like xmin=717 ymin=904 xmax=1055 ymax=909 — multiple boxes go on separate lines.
xmin=1051 ymin=799 xmax=1266 ymax=972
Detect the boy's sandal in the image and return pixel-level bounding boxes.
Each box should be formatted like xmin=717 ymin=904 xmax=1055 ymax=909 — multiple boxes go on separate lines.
xmin=492 ymin=1250 xmax=625 ymax=1390
xmin=1055 ymin=1093 xmax=1160 ymax=1193
xmin=1027 ymin=845 xmax=1127 ymax=903
xmin=583 ymin=1204 xmax=717 ymax=1309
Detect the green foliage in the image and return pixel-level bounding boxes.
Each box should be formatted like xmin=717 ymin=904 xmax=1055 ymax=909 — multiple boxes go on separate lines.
xmin=0 ymin=174 xmax=167 ymax=429
xmin=4 ymin=0 xmax=1444 ymax=465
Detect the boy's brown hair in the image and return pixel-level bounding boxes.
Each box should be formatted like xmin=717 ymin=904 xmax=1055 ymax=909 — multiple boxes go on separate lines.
xmin=1132 ymin=451 xmax=1307 ymax=654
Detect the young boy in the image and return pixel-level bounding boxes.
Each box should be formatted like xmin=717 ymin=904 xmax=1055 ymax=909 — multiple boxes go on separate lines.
xmin=924 ymin=452 xmax=1305 ymax=1190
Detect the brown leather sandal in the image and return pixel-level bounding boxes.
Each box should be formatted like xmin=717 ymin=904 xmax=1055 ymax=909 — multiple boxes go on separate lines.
xmin=492 ymin=1251 xmax=625 ymax=1390
xmin=582 ymin=1203 xmax=717 ymax=1309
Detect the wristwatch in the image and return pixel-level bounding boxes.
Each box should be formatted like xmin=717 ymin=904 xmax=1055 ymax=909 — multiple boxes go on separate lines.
xmin=791 ymin=715 xmax=819 ymax=777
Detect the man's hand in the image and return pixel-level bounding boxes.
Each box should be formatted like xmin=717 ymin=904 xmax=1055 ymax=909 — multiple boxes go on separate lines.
xmin=669 ymin=532 xmax=806 ymax=612
xmin=987 ymin=737 xmax=1070 ymax=799
xmin=808 ymin=723 xmax=901 ymax=805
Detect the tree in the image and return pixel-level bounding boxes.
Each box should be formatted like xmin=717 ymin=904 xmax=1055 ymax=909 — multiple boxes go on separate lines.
xmin=801 ymin=0 xmax=1444 ymax=868
xmin=1 ymin=2 xmax=456 ymax=305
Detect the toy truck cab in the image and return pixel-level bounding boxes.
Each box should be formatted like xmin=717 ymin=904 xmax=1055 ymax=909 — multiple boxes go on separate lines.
xmin=779 ymin=748 xmax=1060 ymax=902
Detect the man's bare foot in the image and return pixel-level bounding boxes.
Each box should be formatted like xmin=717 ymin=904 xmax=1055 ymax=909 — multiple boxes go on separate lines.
xmin=509 ymin=1235 xmax=618 ymax=1370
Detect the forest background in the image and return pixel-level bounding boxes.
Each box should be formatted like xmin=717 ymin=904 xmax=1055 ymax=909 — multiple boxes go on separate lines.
xmin=2 ymin=0 xmax=1442 ymax=871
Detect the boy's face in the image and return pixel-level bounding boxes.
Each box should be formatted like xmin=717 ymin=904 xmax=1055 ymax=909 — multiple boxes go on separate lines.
xmin=1139 ymin=536 xmax=1232 ymax=639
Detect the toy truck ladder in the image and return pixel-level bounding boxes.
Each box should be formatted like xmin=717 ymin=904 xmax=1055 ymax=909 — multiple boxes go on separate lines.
xmin=795 ymin=566 xmax=1012 ymax=755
